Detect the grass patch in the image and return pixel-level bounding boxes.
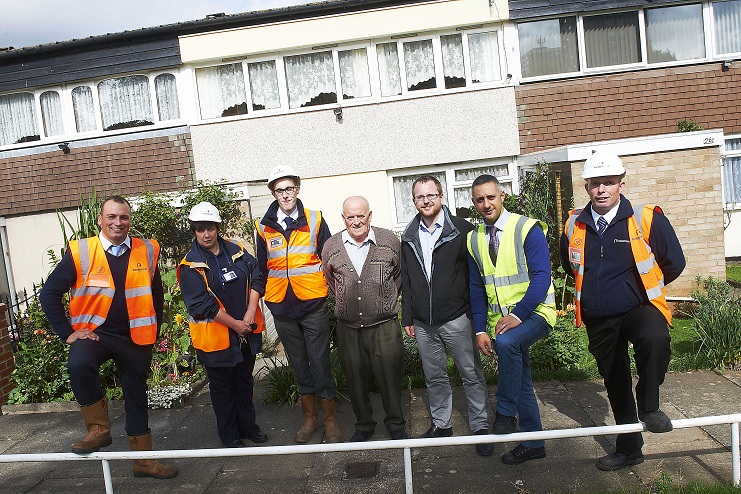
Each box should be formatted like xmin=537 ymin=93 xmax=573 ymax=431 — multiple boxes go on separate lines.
xmin=727 ymin=264 xmax=741 ymax=283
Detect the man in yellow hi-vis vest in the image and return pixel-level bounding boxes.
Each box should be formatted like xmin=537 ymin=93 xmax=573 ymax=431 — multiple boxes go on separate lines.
xmin=40 ymin=196 xmax=177 ymax=479
xmin=560 ymin=152 xmax=685 ymax=472
xmin=468 ymin=174 xmax=556 ymax=465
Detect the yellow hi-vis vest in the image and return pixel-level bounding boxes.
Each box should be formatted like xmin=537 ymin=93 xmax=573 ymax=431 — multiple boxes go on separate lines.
xmin=565 ymin=204 xmax=672 ymax=327
xmin=177 ymin=242 xmax=265 ymax=353
xmin=255 ymin=208 xmax=328 ymax=303
xmin=68 ymin=237 xmax=159 ymax=345
xmin=467 ymin=214 xmax=557 ymax=336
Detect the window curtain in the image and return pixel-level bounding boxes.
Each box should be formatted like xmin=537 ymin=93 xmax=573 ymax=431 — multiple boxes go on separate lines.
xmin=468 ymin=31 xmax=500 ymax=83
xmin=518 ymin=17 xmax=578 ymax=77
xmin=377 ymin=43 xmax=402 ymax=96
xmin=584 ymin=12 xmax=641 ymax=68
xmin=284 ymin=51 xmax=337 ymax=109
xmin=392 ymin=172 xmax=447 ymax=224
xmin=40 ymin=91 xmax=64 ymax=137
xmin=647 ymin=4 xmax=705 ymax=63
xmin=196 ymin=63 xmax=248 ymax=119
xmin=72 ymin=86 xmax=96 ymax=132
xmin=248 ymin=61 xmax=280 ymax=111
xmin=0 ymin=92 xmax=38 ymax=146
xmin=441 ymin=35 xmax=465 ymax=89
xmin=97 ymin=75 xmax=153 ymax=130
xmin=155 ymin=74 xmax=180 ymax=121
xmin=714 ymin=0 xmax=741 ymax=55
xmin=724 ymin=138 xmax=741 ymax=203
xmin=403 ymin=40 xmax=436 ymax=91
xmin=339 ymin=48 xmax=371 ymax=99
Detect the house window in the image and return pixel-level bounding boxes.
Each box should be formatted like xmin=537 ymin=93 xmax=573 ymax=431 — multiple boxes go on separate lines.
xmin=441 ymin=34 xmax=466 ymax=88
xmin=339 ymin=48 xmax=372 ymax=99
xmin=71 ymin=86 xmax=96 ymax=132
xmin=646 ymin=4 xmax=705 ymax=63
xmin=97 ymin=75 xmax=153 ymax=131
xmin=518 ymin=17 xmax=579 ymax=77
xmin=392 ymin=171 xmax=448 ymax=225
xmin=0 ymin=92 xmax=39 ymax=146
xmin=403 ymin=39 xmax=436 ymax=91
xmin=196 ymin=63 xmax=248 ymax=119
xmin=724 ymin=137 xmax=741 ymax=205
xmin=248 ymin=61 xmax=281 ymax=111
xmin=377 ymin=43 xmax=402 ymax=96
xmin=154 ymin=73 xmax=180 ymax=121
xmin=714 ymin=0 xmax=741 ymax=55
xmin=40 ymin=91 xmax=64 ymax=137
xmin=584 ymin=12 xmax=641 ymax=68
xmin=469 ymin=31 xmax=501 ymax=83
xmin=284 ymin=51 xmax=337 ymax=109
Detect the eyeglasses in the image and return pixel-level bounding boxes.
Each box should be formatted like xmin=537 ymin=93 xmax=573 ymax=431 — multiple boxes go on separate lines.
xmin=413 ymin=193 xmax=441 ymax=203
xmin=273 ymin=186 xmax=298 ymax=196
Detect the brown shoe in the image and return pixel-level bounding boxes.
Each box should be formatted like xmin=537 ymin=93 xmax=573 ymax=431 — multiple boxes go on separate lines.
xmin=320 ymin=398 xmax=344 ymax=443
xmin=127 ymin=431 xmax=178 ymax=479
xmin=72 ymin=397 xmax=113 ymax=454
xmin=295 ymin=394 xmax=320 ymax=443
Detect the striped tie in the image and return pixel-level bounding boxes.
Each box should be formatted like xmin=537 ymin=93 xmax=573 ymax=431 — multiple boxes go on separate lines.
xmin=597 ymin=216 xmax=608 ymax=238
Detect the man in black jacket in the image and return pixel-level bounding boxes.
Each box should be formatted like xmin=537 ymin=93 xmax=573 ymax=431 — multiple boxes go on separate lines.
xmin=401 ymin=175 xmax=492 ymax=457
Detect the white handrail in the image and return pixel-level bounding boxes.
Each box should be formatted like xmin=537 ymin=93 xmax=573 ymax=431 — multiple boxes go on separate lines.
xmin=1 ymin=414 xmax=739 ymax=493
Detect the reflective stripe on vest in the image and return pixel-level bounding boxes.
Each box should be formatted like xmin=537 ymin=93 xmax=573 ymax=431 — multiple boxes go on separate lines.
xmin=255 ymin=208 xmax=328 ymax=303
xmin=467 ymin=214 xmax=557 ymax=334
xmin=564 ymin=205 xmax=672 ymax=326
xmin=68 ymin=237 xmax=159 ymax=345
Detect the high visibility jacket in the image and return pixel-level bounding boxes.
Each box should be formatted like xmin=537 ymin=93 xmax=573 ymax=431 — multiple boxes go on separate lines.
xmin=467 ymin=214 xmax=557 ymax=334
xmin=564 ymin=204 xmax=672 ymax=327
xmin=255 ymin=208 xmax=328 ymax=303
xmin=177 ymin=243 xmax=265 ymax=353
xmin=68 ymin=237 xmax=159 ymax=345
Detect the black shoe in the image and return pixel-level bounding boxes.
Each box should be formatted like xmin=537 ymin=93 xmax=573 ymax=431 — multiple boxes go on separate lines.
xmin=502 ymin=444 xmax=546 ymax=465
xmin=241 ymin=430 xmax=269 ymax=443
xmin=492 ymin=413 xmax=517 ymax=434
xmin=389 ymin=428 xmax=408 ymax=440
xmin=420 ymin=424 xmax=453 ymax=438
xmin=350 ymin=429 xmax=374 ymax=442
xmin=639 ymin=410 xmax=673 ymax=433
xmin=225 ymin=439 xmax=246 ymax=448
xmin=597 ymin=451 xmax=644 ymax=471
xmin=474 ymin=429 xmax=494 ymax=457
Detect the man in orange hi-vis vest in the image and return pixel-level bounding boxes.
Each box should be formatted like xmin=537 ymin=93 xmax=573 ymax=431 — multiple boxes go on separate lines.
xmin=560 ymin=152 xmax=685 ymax=472
xmin=255 ymin=165 xmax=342 ymax=444
xmin=40 ymin=196 xmax=177 ymax=480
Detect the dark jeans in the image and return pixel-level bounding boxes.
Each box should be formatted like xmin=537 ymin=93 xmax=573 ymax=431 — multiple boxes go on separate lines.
xmin=585 ymin=304 xmax=671 ymax=454
xmin=273 ymin=300 xmax=336 ymax=400
xmin=68 ymin=331 xmax=152 ymax=436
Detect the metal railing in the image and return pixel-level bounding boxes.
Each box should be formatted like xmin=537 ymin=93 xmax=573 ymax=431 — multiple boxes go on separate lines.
xmin=2 ymin=279 xmax=45 ymax=350
xmin=1 ymin=414 xmax=739 ymax=493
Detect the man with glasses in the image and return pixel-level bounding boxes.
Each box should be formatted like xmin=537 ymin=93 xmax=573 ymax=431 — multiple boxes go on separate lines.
xmin=400 ymin=176 xmax=492 ymax=457
xmin=255 ymin=165 xmax=342 ymax=444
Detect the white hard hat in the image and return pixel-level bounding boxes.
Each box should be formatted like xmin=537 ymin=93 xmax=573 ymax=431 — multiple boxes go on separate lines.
xmin=582 ymin=152 xmax=626 ymax=179
xmin=267 ymin=165 xmax=300 ymax=188
xmin=188 ymin=202 xmax=222 ymax=223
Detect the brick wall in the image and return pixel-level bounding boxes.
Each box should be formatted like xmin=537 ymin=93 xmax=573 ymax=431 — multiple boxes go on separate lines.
xmin=0 ymin=131 xmax=195 ymax=217
xmin=0 ymin=304 xmax=14 ymax=406
xmin=516 ymin=61 xmax=741 ymax=155
xmin=569 ymin=147 xmax=725 ymax=298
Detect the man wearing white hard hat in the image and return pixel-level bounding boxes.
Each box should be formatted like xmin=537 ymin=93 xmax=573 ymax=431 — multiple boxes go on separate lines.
xmin=560 ymin=152 xmax=685 ymax=471
xmin=255 ymin=166 xmax=342 ymax=443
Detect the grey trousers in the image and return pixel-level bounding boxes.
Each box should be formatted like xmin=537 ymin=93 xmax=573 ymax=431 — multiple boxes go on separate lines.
xmin=337 ymin=318 xmax=405 ymax=432
xmin=414 ymin=313 xmax=489 ymax=432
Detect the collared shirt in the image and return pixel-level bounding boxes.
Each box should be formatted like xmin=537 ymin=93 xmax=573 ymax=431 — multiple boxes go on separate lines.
xmin=590 ymin=200 xmax=620 ymax=227
xmin=418 ymin=211 xmax=444 ymax=282
xmin=98 ymin=233 xmax=131 ymax=256
xmin=276 ymin=207 xmax=299 ymax=230
xmin=341 ymin=228 xmax=376 ymax=273
xmin=485 ymin=208 xmax=511 ymax=245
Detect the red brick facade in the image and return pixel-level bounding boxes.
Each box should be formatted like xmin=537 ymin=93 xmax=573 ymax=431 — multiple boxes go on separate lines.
xmin=516 ymin=61 xmax=741 ymax=155
xmin=0 ymin=131 xmax=195 ymax=217
xmin=0 ymin=304 xmax=14 ymax=406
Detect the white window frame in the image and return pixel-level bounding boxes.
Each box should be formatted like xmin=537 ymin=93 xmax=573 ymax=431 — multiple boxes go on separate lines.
xmin=722 ymin=133 xmax=741 ymax=209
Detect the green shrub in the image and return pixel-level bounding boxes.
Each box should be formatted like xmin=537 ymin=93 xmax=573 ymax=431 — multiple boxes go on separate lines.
xmin=260 ymin=356 xmax=300 ymax=406
xmin=530 ymin=314 xmax=585 ymax=372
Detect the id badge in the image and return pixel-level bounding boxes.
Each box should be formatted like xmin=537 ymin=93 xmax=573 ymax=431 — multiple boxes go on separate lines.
xmin=568 ymin=246 xmax=583 ymax=265
xmin=268 ymin=235 xmax=285 ymax=252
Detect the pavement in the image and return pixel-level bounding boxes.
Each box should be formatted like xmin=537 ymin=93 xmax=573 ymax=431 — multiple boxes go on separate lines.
xmin=1 ymin=369 xmax=740 ymax=494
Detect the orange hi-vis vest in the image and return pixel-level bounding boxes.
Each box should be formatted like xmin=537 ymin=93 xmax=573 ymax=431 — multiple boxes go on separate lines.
xmin=564 ymin=204 xmax=672 ymax=327
xmin=177 ymin=241 xmax=265 ymax=353
xmin=255 ymin=208 xmax=328 ymax=303
xmin=68 ymin=237 xmax=160 ymax=345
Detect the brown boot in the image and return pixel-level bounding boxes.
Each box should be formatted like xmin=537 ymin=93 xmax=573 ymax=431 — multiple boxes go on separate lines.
xmin=320 ymin=398 xmax=344 ymax=443
xmin=72 ymin=397 xmax=113 ymax=454
xmin=295 ymin=394 xmax=320 ymax=443
xmin=127 ymin=431 xmax=178 ymax=479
